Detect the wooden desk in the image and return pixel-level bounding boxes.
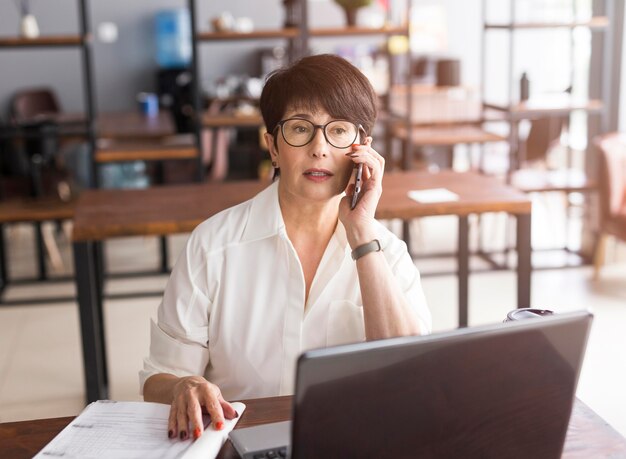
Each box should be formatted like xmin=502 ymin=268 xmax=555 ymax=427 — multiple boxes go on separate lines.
xmin=33 ymin=111 xmax=177 ymax=141
xmin=2 ymin=396 xmax=624 ymax=458
xmin=380 ymin=171 xmax=531 ymax=328
xmin=72 ymin=171 xmax=530 ymax=403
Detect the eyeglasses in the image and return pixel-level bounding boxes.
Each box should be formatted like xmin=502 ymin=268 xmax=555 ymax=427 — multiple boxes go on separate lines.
xmin=276 ymin=118 xmax=363 ymax=149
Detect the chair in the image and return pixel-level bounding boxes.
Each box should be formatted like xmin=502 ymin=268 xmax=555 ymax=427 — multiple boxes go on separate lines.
xmin=9 ymin=87 xmax=63 ymax=197
xmin=10 ymin=87 xmax=61 ymax=123
xmin=593 ymin=133 xmax=626 ymax=279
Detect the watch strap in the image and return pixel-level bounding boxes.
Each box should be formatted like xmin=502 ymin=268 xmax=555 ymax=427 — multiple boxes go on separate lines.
xmin=351 ymin=239 xmax=382 ymax=261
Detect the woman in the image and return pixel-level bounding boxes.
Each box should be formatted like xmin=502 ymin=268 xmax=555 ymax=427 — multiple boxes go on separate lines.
xmin=141 ymin=54 xmax=431 ymax=441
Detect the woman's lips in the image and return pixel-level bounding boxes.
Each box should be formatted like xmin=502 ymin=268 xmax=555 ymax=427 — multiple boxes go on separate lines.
xmin=303 ymin=169 xmax=333 ymax=182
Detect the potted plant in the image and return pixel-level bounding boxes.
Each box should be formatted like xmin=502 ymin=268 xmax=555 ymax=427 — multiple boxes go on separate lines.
xmin=334 ymin=0 xmax=372 ymax=27
xmin=14 ymin=0 xmax=40 ymax=38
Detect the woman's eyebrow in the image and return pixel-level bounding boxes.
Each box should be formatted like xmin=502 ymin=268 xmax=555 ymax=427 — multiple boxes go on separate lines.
xmin=288 ymin=113 xmax=313 ymax=120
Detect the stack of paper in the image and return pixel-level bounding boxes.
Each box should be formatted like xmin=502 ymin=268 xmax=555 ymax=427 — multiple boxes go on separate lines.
xmin=408 ymin=188 xmax=459 ymax=203
xmin=34 ymin=400 xmax=246 ymax=459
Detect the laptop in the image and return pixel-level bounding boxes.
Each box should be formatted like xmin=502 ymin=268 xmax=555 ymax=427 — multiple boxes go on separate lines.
xmin=230 ymin=310 xmax=592 ymax=459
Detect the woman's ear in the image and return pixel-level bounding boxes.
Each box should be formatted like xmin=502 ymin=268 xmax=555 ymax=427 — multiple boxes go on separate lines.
xmin=264 ymin=132 xmax=279 ymax=163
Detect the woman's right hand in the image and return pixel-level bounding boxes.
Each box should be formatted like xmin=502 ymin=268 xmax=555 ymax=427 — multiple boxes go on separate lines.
xmin=168 ymin=375 xmax=238 ymax=440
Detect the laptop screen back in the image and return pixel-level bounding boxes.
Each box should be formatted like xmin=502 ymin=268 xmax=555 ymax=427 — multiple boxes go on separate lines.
xmin=291 ymin=311 xmax=592 ymax=459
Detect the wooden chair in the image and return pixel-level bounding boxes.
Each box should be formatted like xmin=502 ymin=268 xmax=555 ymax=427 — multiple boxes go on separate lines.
xmin=593 ymin=133 xmax=626 ymax=279
xmin=505 ymin=116 xmax=597 ymax=267
xmin=10 ymin=87 xmax=61 ymax=123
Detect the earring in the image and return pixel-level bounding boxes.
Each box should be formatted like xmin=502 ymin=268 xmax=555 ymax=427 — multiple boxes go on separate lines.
xmin=271 ymin=161 xmax=277 ymax=168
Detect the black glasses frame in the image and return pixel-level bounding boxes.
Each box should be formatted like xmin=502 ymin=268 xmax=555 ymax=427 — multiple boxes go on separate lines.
xmin=276 ymin=118 xmax=364 ymax=149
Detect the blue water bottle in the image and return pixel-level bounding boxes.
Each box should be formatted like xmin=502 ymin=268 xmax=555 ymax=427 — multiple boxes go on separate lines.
xmin=155 ymin=9 xmax=191 ymax=68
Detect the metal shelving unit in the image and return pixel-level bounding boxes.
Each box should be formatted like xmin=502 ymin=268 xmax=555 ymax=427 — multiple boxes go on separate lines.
xmin=0 ymin=0 xmax=96 ymax=293
xmin=479 ymin=0 xmax=614 ymax=268
xmin=480 ymin=0 xmax=612 ymax=171
xmin=186 ymin=0 xmax=413 ymax=180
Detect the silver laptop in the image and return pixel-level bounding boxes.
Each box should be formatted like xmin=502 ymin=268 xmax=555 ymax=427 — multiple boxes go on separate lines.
xmin=230 ymin=310 xmax=592 ymax=459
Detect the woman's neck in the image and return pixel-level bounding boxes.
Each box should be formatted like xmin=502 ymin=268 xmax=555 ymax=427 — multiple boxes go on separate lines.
xmin=278 ymin=190 xmax=340 ymax=243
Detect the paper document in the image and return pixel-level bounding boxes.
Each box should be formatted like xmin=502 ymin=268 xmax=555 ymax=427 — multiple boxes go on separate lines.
xmin=34 ymin=400 xmax=246 ymax=459
xmin=408 ymin=188 xmax=459 ymax=203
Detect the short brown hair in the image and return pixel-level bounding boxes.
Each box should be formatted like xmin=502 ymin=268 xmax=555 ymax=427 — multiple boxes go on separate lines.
xmin=260 ymin=54 xmax=378 ymax=141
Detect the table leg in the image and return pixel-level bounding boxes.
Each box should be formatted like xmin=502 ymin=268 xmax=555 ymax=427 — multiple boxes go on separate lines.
xmin=402 ymin=221 xmax=412 ymax=256
xmin=34 ymin=222 xmax=47 ymax=280
xmin=160 ymin=236 xmax=169 ymax=273
xmin=73 ymin=240 xmax=108 ymax=403
xmin=458 ymin=216 xmax=469 ymax=327
xmin=94 ymin=241 xmax=109 ymax=390
xmin=516 ymin=212 xmax=532 ymax=309
xmin=0 ymin=224 xmax=6 ymax=294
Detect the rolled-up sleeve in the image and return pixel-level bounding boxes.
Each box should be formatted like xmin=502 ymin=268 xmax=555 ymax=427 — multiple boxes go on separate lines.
xmin=139 ymin=231 xmax=213 ymax=394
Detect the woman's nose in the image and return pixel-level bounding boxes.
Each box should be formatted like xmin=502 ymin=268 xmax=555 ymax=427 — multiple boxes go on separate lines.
xmin=309 ymin=127 xmax=329 ymax=157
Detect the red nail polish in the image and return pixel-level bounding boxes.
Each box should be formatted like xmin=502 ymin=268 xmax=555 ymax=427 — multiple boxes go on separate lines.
xmin=215 ymin=421 xmax=224 ymax=430
xmin=180 ymin=430 xmax=187 ymax=440
xmin=234 ymin=411 xmax=239 ymax=418
xmin=193 ymin=427 xmax=201 ymax=439
xmin=168 ymin=429 xmax=174 ymax=439
xmin=352 ymin=143 xmax=360 ymax=148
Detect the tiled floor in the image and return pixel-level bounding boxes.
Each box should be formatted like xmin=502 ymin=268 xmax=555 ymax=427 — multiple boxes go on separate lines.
xmin=1 ymin=205 xmax=625 ymax=439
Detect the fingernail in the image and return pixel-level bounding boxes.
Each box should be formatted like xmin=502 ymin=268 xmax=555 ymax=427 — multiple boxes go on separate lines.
xmin=168 ymin=429 xmax=174 ymax=439
xmin=215 ymin=421 xmax=224 ymax=430
xmin=193 ymin=427 xmax=201 ymax=439
xmin=234 ymin=411 xmax=239 ymax=418
xmin=352 ymin=143 xmax=360 ymax=148
xmin=180 ymin=430 xmax=187 ymax=440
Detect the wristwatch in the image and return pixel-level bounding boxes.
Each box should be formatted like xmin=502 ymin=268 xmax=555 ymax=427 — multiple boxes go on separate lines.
xmin=351 ymin=239 xmax=382 ymax=261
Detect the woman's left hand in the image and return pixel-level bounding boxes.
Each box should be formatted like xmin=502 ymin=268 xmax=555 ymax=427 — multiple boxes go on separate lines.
xmin=338 ymin=137 xmax=384 ymax=246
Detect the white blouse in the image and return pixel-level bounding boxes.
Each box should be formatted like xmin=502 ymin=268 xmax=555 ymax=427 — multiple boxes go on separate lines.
xmin=139 ymin=180 xmax=431 ymax=400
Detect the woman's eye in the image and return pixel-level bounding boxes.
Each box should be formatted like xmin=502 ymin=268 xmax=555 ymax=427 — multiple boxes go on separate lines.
xmin=290 ymin=124 xmax=310 ymax=134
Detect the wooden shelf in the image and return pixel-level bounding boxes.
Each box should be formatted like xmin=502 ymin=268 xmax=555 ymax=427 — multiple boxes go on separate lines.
xmin=196 ymin=28 xmax=298 ymax=41
xmin=484 ymin=16 xmax=609 ymax=30
xmin=310 ymin=25 xmax=408 ymax=37
xmin=202 ymin=113 xmax=263 ymax=128
xmin=392 ymin=124 xmax=507 ymax=146
xmin=0 ymin=35 xmax=86 ymax=48
xmin=95 ymin=144 xmax=198 ymax=163
xmin=484 ymin=97 xmax=603 ymax=119
xmin=195 ymin=25 xmax=407 ymax=41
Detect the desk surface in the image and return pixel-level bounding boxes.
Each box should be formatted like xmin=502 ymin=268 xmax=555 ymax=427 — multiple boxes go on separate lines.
xmin=391 ymin=124 xmax=507 ymax=146
xmin=72 ymin=180 xmax=268 ymax=241
xmin=21 ymin=111 xmax=177 ymax=140
xmin=72 ymin=171 xmax=530 ymax=242
xmin=1 ymin=396 xmax=624 ymax=458
xmin=377 ymin=171 xmax=530 ymax=219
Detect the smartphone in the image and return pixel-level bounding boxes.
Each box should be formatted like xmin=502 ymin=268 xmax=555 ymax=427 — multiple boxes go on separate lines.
xmin=350 ymin=128 xmax=367 ymax=210
xmin=350 ymin=163 xmax=363 ymax=210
